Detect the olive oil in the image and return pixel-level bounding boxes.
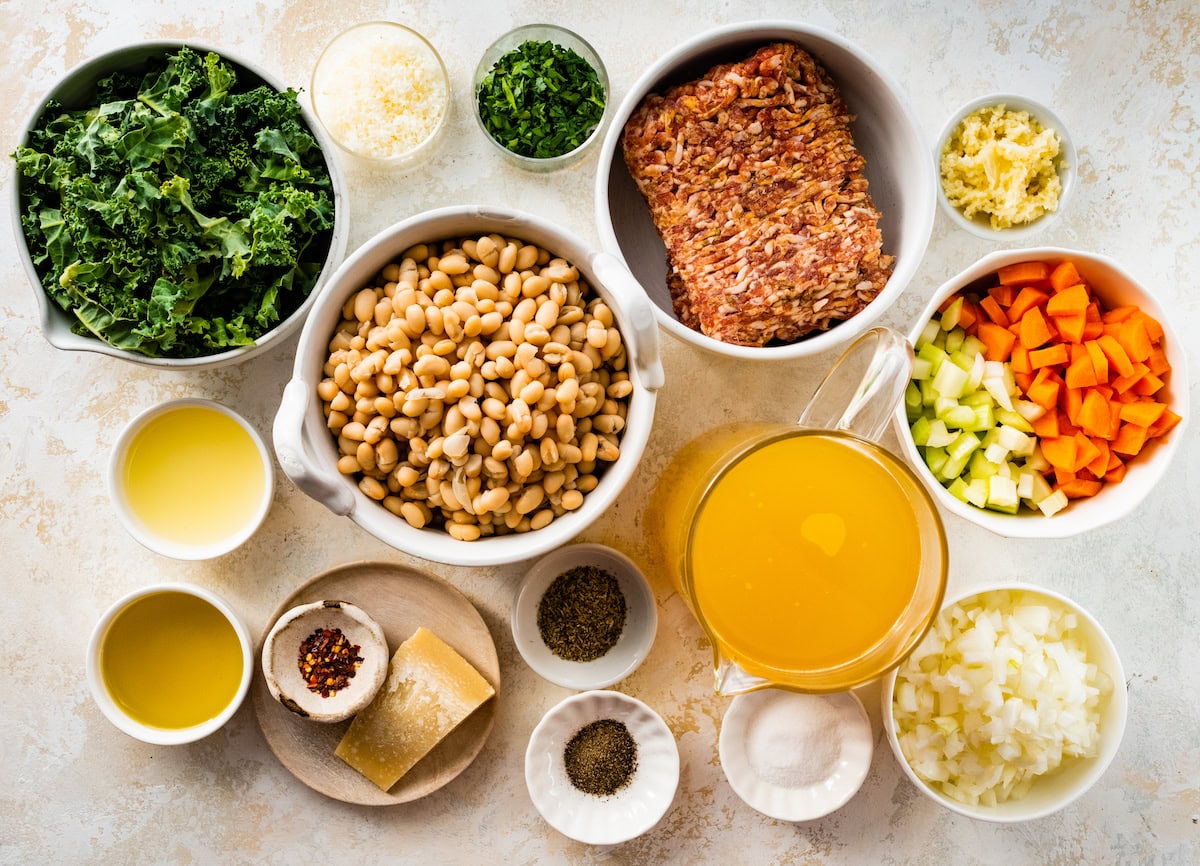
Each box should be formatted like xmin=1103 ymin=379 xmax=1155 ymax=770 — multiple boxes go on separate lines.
xmin=120 ymin=404 xmax=266 ymax=549
xmin=100 ymin=591 xmax=244 ymax=730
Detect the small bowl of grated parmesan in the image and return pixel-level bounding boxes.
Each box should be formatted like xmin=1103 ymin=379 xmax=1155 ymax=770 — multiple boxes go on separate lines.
xmin=936 ymin=94 xmax=1076 ymax=240
xmin=310 ymin=22 xmax=451 ymax=170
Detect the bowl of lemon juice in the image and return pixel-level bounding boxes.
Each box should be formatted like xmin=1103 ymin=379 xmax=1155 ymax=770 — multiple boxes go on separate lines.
xmin=108 ymin=399 xmax=274 ymax=559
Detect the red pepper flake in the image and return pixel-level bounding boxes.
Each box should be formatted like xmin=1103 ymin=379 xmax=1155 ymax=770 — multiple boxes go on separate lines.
xmin=297 ymin=627 xmax=363 ymax=697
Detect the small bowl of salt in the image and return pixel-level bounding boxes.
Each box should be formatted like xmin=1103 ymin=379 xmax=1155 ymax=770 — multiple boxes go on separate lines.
xmin=718 ymin=689 xmax=873 ymax=821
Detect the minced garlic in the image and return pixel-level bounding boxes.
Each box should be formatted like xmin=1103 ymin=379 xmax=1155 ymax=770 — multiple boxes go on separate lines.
xmin=940 ymin=104 xmax=1063 ymax=230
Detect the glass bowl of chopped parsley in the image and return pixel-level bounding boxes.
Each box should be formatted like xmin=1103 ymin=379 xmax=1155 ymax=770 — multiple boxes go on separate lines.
xmin=10 ymin=41 xmax=347 ymax=368
xmin=473 ymin=24 xmax=609 ymax=172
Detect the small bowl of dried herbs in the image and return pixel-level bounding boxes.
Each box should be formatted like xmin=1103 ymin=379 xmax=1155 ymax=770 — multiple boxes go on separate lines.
xmin=260 ymin=599 xmax=389 ymax=723
xmin=511 ymin=543 xmax=657 ymax=690
xmin=525 ymin=689 xmax=680 ymax=845
xmin=473 ymin=24 xmax=609 ymax=172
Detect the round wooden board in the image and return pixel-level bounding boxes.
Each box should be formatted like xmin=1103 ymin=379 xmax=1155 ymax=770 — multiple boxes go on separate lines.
xmin=252 ymin=560 xmax=500 ymax=805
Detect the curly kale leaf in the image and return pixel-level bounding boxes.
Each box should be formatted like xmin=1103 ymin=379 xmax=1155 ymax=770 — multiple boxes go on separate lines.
xmin=12 ymin=46 xmax=334 ymax=358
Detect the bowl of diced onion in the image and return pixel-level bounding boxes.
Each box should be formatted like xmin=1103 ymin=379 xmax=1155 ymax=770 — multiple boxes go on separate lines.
xmin=881 ymin=583 xmax=1127 ymax=823
xmin=894 ymin=247 xmax=1187 ymax=538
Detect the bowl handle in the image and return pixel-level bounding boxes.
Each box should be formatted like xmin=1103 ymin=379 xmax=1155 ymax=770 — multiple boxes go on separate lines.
xmin=589 ymin=252 xmax=665 ymax=391
xmin=273 ymin=379 xmax=356 ymax=516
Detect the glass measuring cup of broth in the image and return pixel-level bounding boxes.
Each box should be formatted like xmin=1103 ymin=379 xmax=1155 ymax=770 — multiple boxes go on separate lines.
xmin=654 ymin=329 xmax=947 ymax=695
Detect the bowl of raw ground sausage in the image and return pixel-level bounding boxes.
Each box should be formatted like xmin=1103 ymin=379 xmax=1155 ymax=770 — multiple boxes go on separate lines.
xmin=273 ymin=205 xmax=664 ymax=567
xmin=594 ymin=20 xmax=935 ymax=360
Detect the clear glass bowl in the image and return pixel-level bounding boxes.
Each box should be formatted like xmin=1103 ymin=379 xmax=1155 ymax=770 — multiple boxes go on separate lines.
xmin=473 ymin=24 xmax=609 ymax=172
xmin=311 ymin=22 xmax=451 ymax=170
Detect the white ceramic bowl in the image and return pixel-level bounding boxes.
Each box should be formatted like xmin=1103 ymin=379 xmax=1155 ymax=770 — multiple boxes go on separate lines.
xmin=312 ymin=22 xmax=451 ymax=170
xmin=893 ymin=247 xmax=1187 ymax=538
xmin=473 ymin=24 xmax=609 ymax=172
xmin=11 ymin=41 xmax=348 ymax=369
xmin=881 ymin=582 xmax=1128 ymax=823
xmin=511 ymin=543 xmax=657 ymax=689
xmin=525 ymin=690 xmax=679 ymax=845
xmin=260 ymin=599 xmax=389 ymax=723
xmin=936 ymin=93 xmax=1076 ymax=240
xmin=273 ymin=205 xmax=664 ymax=567
xmin=86 ymin=583 xmax=254 ymax=745
xmin=718 ymin=689 xmax=872 ymax=821
xmin=595 ymin=20 xmax=935 ymax=360
xmin=108 ymin=398 xmax=276 ymax=560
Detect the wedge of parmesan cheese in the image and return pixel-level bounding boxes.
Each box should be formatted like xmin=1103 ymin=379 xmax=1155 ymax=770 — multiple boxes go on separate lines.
xmin=335 ymin=626 xmax=494 ymax=791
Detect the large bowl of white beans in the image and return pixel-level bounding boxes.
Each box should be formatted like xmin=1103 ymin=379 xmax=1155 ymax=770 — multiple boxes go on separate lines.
xmin=273 ymin=205 xmax=664 ymax=567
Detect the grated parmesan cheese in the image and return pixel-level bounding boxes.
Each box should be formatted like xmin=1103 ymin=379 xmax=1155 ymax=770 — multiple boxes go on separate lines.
xmin=940 ymin=104 xmax=1063 ymax=230
xmin=313 ymin=24 xmax=448 ymax=161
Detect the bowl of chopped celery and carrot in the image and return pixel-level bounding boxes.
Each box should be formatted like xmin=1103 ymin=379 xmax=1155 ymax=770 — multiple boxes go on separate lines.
xmin=894 ymin=248 xmax=1186 ymax=538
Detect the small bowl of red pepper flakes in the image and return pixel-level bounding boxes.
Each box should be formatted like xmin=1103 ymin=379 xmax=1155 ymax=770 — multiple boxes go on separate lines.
xmin=261 ymin=599 xmax=389 ymax=723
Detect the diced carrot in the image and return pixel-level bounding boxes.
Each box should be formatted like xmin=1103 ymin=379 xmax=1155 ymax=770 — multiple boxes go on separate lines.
xmin=1046 ymin=284 xmax=1090 ymax=316
xmin=1101 ymin=305 xmax=1138 ymax=324
xmin=1131 ymin=372 xmax=1165 ymax=397
xmin=1019 ymin=305 xmax=1053 ymax=349
xmin=1057 ymin=410 xmax=1080 ymax=438
xmin=1147 ymin=409 xmax=1182 ymax=438
xmin=1015 ymin=371 xmax=1035 ymax=392
xmin=1106 ymin=459 xmax=1127 ymax=483
xmin=1040 ymin=435 xmax=1077 ymax=471
xmin=1147 ymin=346 xmax=1171 ymax=377
xmin=1069 ymin=342 xmax=1088 ymax=364
xmin=1065 ymin=387 xmax=1084 ymax=425
xmin=1059 ymin=478 xmax=1103 ymax=499
xmin=1078 ymin=390 xmax=1113 ymax=438
xmin=957 ymin=300 xmax=979 ymax=331
xmin=1052 ymin=313 xmax=1086 ymax=343
xmin=1117 ymin=401 xmax=1166 ymax=427
xmin=1080 ymin=320 xmax=1104 ymax=341
xmin=1112 ymin=423 xmax=1149 ymax=456
xmin=1085 ymin=301 xmax=1103 ymax=322
xmin=1025 ymin=370 xmax=1061 ymax=411
xmin=1065 ymin=355 xmax=1098 ymax=389
xmin=1086 ymin=438 xmax=1111 ymax=478
xmin=1108 ymin=400 xmax=1124 ymax=437
xmin=1010 ymin=342 xmax=1031 ymax=374
xmin=979 ymin=295 xmax=1010 ymax=327
xmin=1049 ymin=261 xmax=1082 ymax=292
xmin=988 ymin=284 xmax=1017 ymax=307
xmin=1030 ymin=344 xmax=1070 ymax=369
xmin=998 ymin=261 xmax=1051 ymax=285
xmin=1096 ymin=334 xmax=1135 ymax=378
xmin=1008 ymin=287 xmax=1051 ymax=322
xmin=1032 ymin=409 xmax=1060 ymax=438
xmin=977 ymin=321 xmax=1016 ymax=361
xmin=1118 ymin=316 xmax=1153 ymax=362
xmin=1072 ymin=433 xmax=1102 ymax=473
xmin=1053 ymin=466 xmax=1077 ymax=486
xmin=1084 ymin=340 xmax=1109 ymax=382
xmin=1111 ymin=362 xmax=1149 ymax=394
xmin=1138 ymin=311 xmax=1164 ymax=342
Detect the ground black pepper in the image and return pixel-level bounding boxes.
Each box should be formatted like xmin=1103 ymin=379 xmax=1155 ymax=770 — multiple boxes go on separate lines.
xmin=563 ymin=719 xmax=638 ymax=796
xmin=297 ymin=627 xmax=363 ymax=697
xmin=536 ymin=565 xmax=626 ymax=662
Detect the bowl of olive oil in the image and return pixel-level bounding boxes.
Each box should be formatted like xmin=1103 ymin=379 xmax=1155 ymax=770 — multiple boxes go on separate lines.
xmin=86 ymin=584 xmax=253 ymax=745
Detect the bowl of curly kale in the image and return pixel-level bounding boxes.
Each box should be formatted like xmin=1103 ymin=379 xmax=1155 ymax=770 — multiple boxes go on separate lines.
xmin=11 ymin=42 xmax=348 ymax=367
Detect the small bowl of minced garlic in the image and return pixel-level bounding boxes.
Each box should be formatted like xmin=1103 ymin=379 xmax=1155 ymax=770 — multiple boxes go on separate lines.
xmin=936 ymin=94 xmax=1076 ymax=240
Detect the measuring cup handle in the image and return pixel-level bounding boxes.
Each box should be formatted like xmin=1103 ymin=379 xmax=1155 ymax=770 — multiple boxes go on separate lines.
xmin=798 ymin=327 xmax=913 ymax=441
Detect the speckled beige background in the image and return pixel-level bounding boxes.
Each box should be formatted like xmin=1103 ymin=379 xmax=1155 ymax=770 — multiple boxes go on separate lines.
xmin=1 ymin=1 xmax=1197 ymax=863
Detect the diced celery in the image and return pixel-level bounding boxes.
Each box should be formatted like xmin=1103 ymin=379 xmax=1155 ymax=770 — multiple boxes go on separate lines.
xmin=995 ymin=408 xmax=1034 ymax=433
xmin=969 ymin=451 xmax=999 ymax=478
xmin=910 ymin=415 xmax=933 ymax=446
xmin=967 ymin=403 xmax=995 ymax=432
xmin=984 ymin=442 xmax=1009 ymax=464
xmin=987 ymin=475 xmax=1019 ymax=512
xmin=961 ymin=389 xmax=994 ymax=408
xmin=1038 ymin=489 xmax=1069 ymax=516
xmin=926 ymin=419 xmax=956 ymax=448
xmin=942 ymin=404 xmax=978 ymax=430
xmin=950 ymin=350 xmax=976 ymax=372
xmin=940 ymin=450 xmax=973 ymax=481
xmin=917 ymin=318 xmax=941 ymax=348
xmin=940 ymin=297 xmax=964 ymax=331
xmin=911 ymin=357 xmax=933 ymax=381
xmin=981 ymin=428 xmax=1001 ymax=449
xmin=948 ymin=431 xmax=982 ymax=461
xmin=945 ymin=326 xmax=966 ymax=354
xmin=917 ymin=341 xmax=947 ymax=371
xmin=932 ymin=361 xmax=970 ymax=399
xmin=947 ymin=476 xmax=970 ymax=502
xmin=934 ymin=396 xmax=960 ymax=419
xmin=904 ymin=382 xmax=923 ymax=421
xmin=924 ymin=446 xmax=949 ymax=476
xmin=961 ymin=335 xmax=985 ymax=358
xmin=919 ymin=377 xmax=937 ymax=407
xmin=965 ymin=478 xmax=989 ymax=507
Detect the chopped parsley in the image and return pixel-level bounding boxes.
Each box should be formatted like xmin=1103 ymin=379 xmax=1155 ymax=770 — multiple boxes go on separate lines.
xmin=476 ymin=39 xmax=606 ymax=160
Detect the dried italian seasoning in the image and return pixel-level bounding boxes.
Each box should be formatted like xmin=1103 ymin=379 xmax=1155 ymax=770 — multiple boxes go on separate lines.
xmin=298 ymin=627 xmax=363 ymax=697
xmin=537 ymin=565 xmax=626 ymax=662
xmin=564 ymin=719 xmax=637 ymax=796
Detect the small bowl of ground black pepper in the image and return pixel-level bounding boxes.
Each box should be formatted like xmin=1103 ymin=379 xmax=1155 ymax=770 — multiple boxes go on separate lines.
xmin=512 ymin=543 xmax=657 ymax=690
xmin=473 ymin=24 xmax=609 ymax=172
xmin=260 ymin=599 xmax=389 ymax=723
xmin=525 ymin=689 xmax=680 ymax=845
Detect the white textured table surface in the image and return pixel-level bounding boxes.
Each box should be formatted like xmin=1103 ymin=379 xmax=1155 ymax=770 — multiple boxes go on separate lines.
xmin=2 ymin=1 xmax=1197 ymax=863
